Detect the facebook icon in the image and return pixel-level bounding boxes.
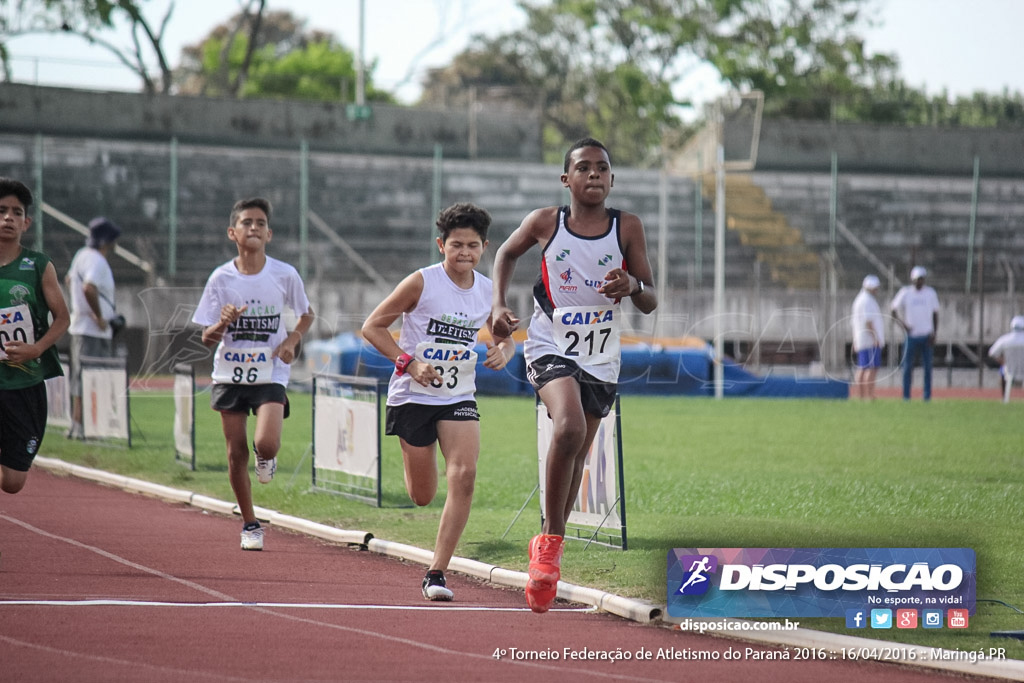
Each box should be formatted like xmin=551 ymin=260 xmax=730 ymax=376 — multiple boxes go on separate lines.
xmin=845 ymin=609 xmax=867 ymax=629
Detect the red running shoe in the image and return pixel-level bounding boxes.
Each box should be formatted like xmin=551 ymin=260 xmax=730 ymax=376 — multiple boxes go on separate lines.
xmin=526 ymin=534 xmax=563 ymax=613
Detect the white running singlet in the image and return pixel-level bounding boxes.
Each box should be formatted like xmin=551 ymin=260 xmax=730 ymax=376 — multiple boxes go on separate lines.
xmin=387 ymin=262 xmax=492 ymax=407
xmin=524 ymin=206 xmax=627 ymax=383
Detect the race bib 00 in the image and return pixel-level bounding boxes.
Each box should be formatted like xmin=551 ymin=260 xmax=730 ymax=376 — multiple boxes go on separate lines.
xmin=0 ymin=303 xmax=35 ymax=360
xmin=212 ymin=345 xmax=274 ymax=385
xmin=551 ymin=305 xmax=620 ymax=365
xmin=409 ymin=341 xmax=477 ymax=397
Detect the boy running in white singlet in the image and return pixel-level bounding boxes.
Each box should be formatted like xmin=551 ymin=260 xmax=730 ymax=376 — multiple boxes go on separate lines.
xmin=193 ymin=197 xmax=314 ymax=551
xmin=362 ymin=203 xmax=515 ymax=601
xmin=490 ymin=138 xmax=658 ymax=613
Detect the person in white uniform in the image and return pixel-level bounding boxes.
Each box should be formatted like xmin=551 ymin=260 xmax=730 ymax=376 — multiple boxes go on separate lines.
xmin=851 ymin=274 xmax=885 ymax=400
xmin=490 ymin=138 xmax=657 ymax=613
xmin=988 ymin=315 xmax=1024 ymax=399
xmin=65 ymin=216 xmax=121 ymax=439
xmin=890 ymin=266 xmax=940 ymax=401
xmin=193 ymin=197 xmax=314 ymax=551
xmin=362 ymin=202 xmax=514 ymax=602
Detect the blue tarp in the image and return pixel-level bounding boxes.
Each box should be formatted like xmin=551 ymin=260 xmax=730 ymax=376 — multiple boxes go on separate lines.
xmin=304 ymin=334 xmax=848 ymax=399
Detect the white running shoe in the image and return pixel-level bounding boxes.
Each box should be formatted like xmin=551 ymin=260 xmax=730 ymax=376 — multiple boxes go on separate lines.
xmin=240 ymin=524 xmax=264 ymax=551
xmin=255 ymin=455 xmax=276 ymax=484
xmin=422 ymin=570 xmax=454 ymax=601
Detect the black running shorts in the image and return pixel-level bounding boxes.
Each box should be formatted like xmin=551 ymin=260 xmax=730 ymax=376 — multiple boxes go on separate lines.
xmin=0 ymin=382 xmax=48 ymax=472
xmin=385 ymin=400 xmax=479 ymax=448
xmin=526 ymin=354 xmax=617 ymax=418
xmin=210 ymin=383 xmax=290 ymax=418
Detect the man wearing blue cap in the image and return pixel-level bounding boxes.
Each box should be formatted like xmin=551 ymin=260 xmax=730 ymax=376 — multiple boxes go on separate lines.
xmin=65 ymin=216 xmax=122 ymax=439
xmin=890 ymin=266 xmax=940 ymax=401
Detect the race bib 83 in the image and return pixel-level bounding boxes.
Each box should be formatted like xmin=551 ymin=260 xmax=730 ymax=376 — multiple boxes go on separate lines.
xmin=409 ymin=341 xmax=477 ymax=397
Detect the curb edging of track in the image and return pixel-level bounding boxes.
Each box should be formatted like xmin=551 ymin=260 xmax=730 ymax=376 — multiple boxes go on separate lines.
xmin=33 ymin=456 xmax=1024 ymax=682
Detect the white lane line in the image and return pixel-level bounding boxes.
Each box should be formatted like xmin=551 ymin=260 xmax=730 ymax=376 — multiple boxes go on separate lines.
xmin=0 ymin=599 xmax=592 ymax=612
xmin=0 ymin=514 xmax=233 ymax=602
xmin=1 ymin=514 xmax=672 ymax=682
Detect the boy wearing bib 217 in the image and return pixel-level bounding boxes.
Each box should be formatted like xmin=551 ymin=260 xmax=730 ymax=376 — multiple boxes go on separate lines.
xmin=362 ymin=203 xmax=514 ymax=601
xmin=490 ymin=138 xmax=658 ymax=613
xmin=193 ymin=197 xmax=314 ymax=551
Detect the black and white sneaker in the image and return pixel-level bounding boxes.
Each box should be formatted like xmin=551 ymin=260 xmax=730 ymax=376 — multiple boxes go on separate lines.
xmin=240 ymin=521 xmax=264 ymax=551
xmin=422 ymin=569 xmax=453 ymax=601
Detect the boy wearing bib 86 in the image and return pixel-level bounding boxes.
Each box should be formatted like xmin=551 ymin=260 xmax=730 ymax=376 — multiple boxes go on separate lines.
xmin=362 ymin=203 xmax=515 ymax=601
xmin=490 ymin=138 xmax=657 ymax=613
xmin=193 ymin=197 xmax=314 ymax=551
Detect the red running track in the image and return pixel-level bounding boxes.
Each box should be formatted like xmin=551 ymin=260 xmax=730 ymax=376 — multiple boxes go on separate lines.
xmin=0 ymin=469 xmax=1002 ymax=683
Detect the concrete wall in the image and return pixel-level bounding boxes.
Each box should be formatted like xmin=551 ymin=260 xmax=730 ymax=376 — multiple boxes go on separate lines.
xmin=0 ymin=82 xmax=541 ymax=160
xmin=754 ymin=119 xmax=1024 ymax=177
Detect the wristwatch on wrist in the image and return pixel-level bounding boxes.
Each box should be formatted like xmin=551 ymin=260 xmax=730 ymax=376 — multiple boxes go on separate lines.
xmin=395 ymin=353 xmax=414 ymax=376
xmin=632 ymin=278 xmax=645 ymax=296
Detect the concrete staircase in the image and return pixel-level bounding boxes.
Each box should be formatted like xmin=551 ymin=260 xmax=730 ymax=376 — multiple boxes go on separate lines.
xmin=703 ymin=173 xmax=820 ymax=289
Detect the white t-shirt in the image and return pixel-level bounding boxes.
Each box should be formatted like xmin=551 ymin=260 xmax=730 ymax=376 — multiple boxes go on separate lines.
xmin=851 ymin=289 xmax=884 ymax=351
xmin=192 ymin=256 xmax=310 ymax=387
xmin=67 ymin=246 xmax=115 ymax=339
xmin=891 ymin=284 xmax=939 ymax=337
xmin=386 ymin=262 xmax=492 ymax=407
xmin=988 ymin=330 xmax=1024 ymax=363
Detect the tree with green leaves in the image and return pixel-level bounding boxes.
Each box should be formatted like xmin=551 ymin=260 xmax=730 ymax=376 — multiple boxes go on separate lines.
xmin=421 ymin=0 xmax=902 ymax=166
xmin=174 ymin=8 xmax=391 ymax=103
xmin=0 ymin=0 xmax=179 ymax=93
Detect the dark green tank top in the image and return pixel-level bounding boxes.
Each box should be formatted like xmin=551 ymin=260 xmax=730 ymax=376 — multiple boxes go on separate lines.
xmin=0 ymin=247 xmax=64 ymax=389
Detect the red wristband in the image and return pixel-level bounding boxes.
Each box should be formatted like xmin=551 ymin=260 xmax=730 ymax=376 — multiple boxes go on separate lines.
xmin=394 ymin=353 xmax=414 ymax=376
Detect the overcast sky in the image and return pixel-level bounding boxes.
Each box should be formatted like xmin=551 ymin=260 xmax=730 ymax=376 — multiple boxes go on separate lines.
xmin=5 ymin=0 xmax=1023 ymax=104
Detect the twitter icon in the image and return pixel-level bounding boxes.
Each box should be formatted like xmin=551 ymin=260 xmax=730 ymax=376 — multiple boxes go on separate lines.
xmin=871 ymin=609 xmax=892 ymax=629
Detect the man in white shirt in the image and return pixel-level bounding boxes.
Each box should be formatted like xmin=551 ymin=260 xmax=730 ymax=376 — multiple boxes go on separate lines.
xmin=65 ymin=217 xmax=121 ymax=438
xmin=890 ymin=266 xmax=940 ymax=401
xmin=988 ymin=315 xmax=1024 ymax=399
xmin=851 ymin=275 xmax=885 ymax=400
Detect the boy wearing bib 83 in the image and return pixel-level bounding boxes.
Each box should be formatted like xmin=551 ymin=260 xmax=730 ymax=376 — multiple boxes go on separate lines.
xmin=490 ymin=138 xmax=658 ymax=613
xmin=193 ymin=197 xmax=314 ymax=551
xmin=362 ymin=203 xmax=515 ymax=601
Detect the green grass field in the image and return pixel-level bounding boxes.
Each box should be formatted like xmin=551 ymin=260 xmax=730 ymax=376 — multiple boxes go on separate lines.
xmin=42 ymin=389 xmax=1024 ymax=656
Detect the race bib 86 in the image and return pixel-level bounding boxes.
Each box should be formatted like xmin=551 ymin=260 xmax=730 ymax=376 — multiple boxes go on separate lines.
xmin=213 ymin=345 xmax=274 ymax=385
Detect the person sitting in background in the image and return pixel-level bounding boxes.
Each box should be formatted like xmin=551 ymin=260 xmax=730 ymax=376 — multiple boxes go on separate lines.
xmin=988 ymin=315 xmax=1024 ymax=400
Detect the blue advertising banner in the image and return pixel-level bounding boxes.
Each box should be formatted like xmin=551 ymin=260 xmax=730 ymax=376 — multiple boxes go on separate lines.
xmin=667 ymin=548 xmax=976 ymax=619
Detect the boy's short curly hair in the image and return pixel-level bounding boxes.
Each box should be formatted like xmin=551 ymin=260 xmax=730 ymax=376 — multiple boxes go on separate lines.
xmin=564 ymin=137 xmax=610 ymax=172
xmin=436 ymin=202 xmax=491 ymax=242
